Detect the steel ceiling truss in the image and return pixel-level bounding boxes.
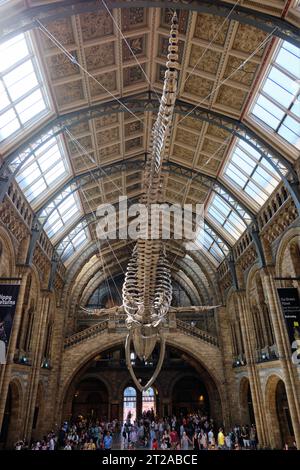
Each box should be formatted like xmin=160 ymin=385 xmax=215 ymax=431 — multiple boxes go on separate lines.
xmin=1 ymin=96 xmax=298 ymax=209
xmin=165 ymin=161 xmax=255 ymax=224
xmin=0 ymin=0 xmax=300 ymax=47
xmin=55 ymin=208 xmax=231 ymax=267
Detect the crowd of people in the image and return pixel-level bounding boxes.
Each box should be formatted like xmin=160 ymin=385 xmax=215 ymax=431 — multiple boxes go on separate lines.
xmin=120 ymin=411 xmax=258 ymax=450
xmin=14 ymin=409 xmax=261 ymax=451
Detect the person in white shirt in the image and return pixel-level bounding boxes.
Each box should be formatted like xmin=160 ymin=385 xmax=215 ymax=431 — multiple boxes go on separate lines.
xmin=48 ymin=436 xmax=55 ymax=450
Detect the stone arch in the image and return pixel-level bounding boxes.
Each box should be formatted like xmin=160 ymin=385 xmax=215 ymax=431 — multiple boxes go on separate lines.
xmin=1 ymin=378 xmax=24 ymax=449
xmin=239 ymin=376 xmax=255 ymax=426
xmin=62 ymin=368 xmax=112 ymax=423
xmin=275 ymin=227 xmax=300 ymax=279
xmin=0 ymin=226 xmax=16 ymax=277
xmin=265 ymin=374 xmax=295 ymax=449
xmin=57 ymin=331 xmax=225 ymax=427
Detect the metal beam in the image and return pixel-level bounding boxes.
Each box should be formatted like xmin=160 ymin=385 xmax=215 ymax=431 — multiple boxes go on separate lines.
xmin=0 ymin=0 xmax=300 ymax=47
xmin=1 ymin=96 xmax=297 ymax=190
xmin=55 ymin=206 xmax=232 ymax=265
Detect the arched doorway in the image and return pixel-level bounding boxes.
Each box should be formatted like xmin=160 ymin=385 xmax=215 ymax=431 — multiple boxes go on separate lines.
xmin=142 ymin=387 xmax=156 ymax=415
xmin=72 ymin=378 xmax=109 ymax=422
xmin=123 ymin=386 xmax=137 ymax=423
xmin=240 ymin=378 xmax=255 ymax=425
xmin=276 ymin=380 xmax=294 ymax=447
xmin=61 ymin=343 xmax=223 ymax=426
xmin=0 ymin=381 xmax=22 ymax=449
xmin=172 ymin=376 xmax=209 ymax=416
xmin=265 ymin=376 xmax=295 ymax=448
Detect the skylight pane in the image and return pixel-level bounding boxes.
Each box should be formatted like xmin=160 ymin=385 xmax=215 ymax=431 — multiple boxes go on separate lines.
xmin=251 ymin=40 xmax=300 ymax=148
xmin=256 ymin=95 xmax=285 ymax=120
xmin=0 ymin=32 xmax=49 ymax=144
xmin=223 ymin=138 xmax=280 ymax=208
xmin=3 ymin=60 xmax=37 ymax=100
xmin=0 ymin=34 xmax=29 ymax=73
xmin=15 ymin=135 xmax=69 ymax=204
xmin=276 ymin=43 xmax=300 ymax=79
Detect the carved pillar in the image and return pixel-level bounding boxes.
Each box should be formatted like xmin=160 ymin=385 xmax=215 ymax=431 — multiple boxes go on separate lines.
xmin=45 ymin=306 xmax=66 ymax=429
xmin=236 ymin=291 xmax=270 ymax=447
xmin=0 ymin=267 xmax=29 ymax=432
xmin=217 ymin=306 xmax=237 ymax=427
xmin=260 ymin=267 xmax=300 ymax=448
xmin=22 ymin=293 xmax=51 ymax=440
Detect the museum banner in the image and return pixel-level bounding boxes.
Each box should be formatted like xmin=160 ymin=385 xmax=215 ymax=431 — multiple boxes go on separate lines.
xmin=0 ymin=283 xmax=20 ymax=364
xmin=277 ymin=287 xmax=300 ymax=352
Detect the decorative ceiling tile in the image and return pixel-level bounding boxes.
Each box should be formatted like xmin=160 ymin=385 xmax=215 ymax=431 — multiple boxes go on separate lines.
xmin=46 ymin=50 xmax=80 ymax=80
xmin=54 ymin=80 xmax=85 ymax=107
xmin=98 ymin=143 xmax=120 ymax=161
xmin=172 ymin=144 xmax=194 ymax=162
xmin=96 ymin=127 xmax=119 ymax=147
xmin=125 ymin=136 xmax=143 ymax=152
xmin=206 ymin=124 xmax=230 ymax=139
xmin=201 ymin=138 xmax=225 ymax=154
xmin=223 ymin=56 xmax=258 ymax=86
xmin=194 ymin=14 xmax=229 ymax=45
xmin=89 ymin=71 xmax=117 ymax=97
xmin=180 ymin=116 xmax=203 ymax=132
xmin=122 ymin=7 xmax=147 ymax=31
xmin=94 ymin=114 xmax=119 ymax=130
xmin=80 ymin=11 xmax=113 ymax=41
xmin=189 ymin=45 xmax=221 ymax=74
xmin=124 ymin=121 xmax=143 ymax=137
xmin=183 ymin=75 xmax=214 ymax=98
xmin=215 ymin=84 xmax=248 ymax=110
xmin=196 ymin=155 xmax=221 ymax=172
xmin=161 ymin=8 xmax=189 ymax=34
xmin=85 ymin=42 xmax=115 ymax=71
xmin=72 ymin=153 xmax=97 ymax=173
xmin=122 ymin=35 xmax=146 ymax=62
xmin=175 ymin=128 xmax=198 ymax=147
xmin=40 ymin=18 xmax=75 ymax=49
xmin=232 ymin=24 xmax=268 ymax=55
xmin=123 ymin=64 xmax=146 ymax=87
xmin=68 ymin=135 xmax=93 ymax=155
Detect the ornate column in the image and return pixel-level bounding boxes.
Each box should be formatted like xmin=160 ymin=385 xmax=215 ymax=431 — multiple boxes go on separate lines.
xmin=260 ymin=267 xmax=300 ymax=448
xmin=236 ymin=291 xmax=270 ymax=447
xmin=0 ymin=266 xmax=29 ymax=432
xmin=217 ymin=305 xmax=237 ymax=427
xmin=22 ymin=292 xmax=51 ymax=440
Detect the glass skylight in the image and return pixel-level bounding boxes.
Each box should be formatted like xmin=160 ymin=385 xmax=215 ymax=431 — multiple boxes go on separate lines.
xmin=202 ymin=223 xmax=230 ymax=263
xmin=207 ymin=194 xmax=247 ymax=242
xmin=15 ymin=135 xmax=70 ymax=204
xmin=59 ymin=222 xmax=89 ymax=262
xmin=0 ymin=33 xmax=49 ymax=143
xmin=44 ymin=193 xmax=82 ymax=240
xmin=251 ymin=41 xmax=300 ymax=149
xmin=223 ymin=139 xmax=281 ymax=208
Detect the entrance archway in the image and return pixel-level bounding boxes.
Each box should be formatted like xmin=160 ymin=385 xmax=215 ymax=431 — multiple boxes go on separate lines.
xmin=265 ymin=375 xmax=295 ymax=448
xmin=123 ymin=386 xmax=137 ymax=422
xmin=0 ymin=381 xmax=23 ymax=449
xmin=142 ymin=387 xmax=156 ymax=415
xmin=71 ymin=378 xmax=109 ymax=421
xmin=172 ymin=375 xmax=209 ymax=416
xmin=61 ymin=342 xmax=224 ymax=426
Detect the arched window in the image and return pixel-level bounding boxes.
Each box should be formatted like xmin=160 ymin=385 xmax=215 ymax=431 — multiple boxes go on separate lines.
xmin=123 ymin=386 xmax=137 ymax=423
xmin=142 ymin=387 xmax=156 ymax=415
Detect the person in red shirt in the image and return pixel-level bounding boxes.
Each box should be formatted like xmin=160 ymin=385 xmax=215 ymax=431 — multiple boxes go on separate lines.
xmin=170 ymin=428 xmax=179 ymax=449
xmin=152 ymin=438 xmax=158 ymax=450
